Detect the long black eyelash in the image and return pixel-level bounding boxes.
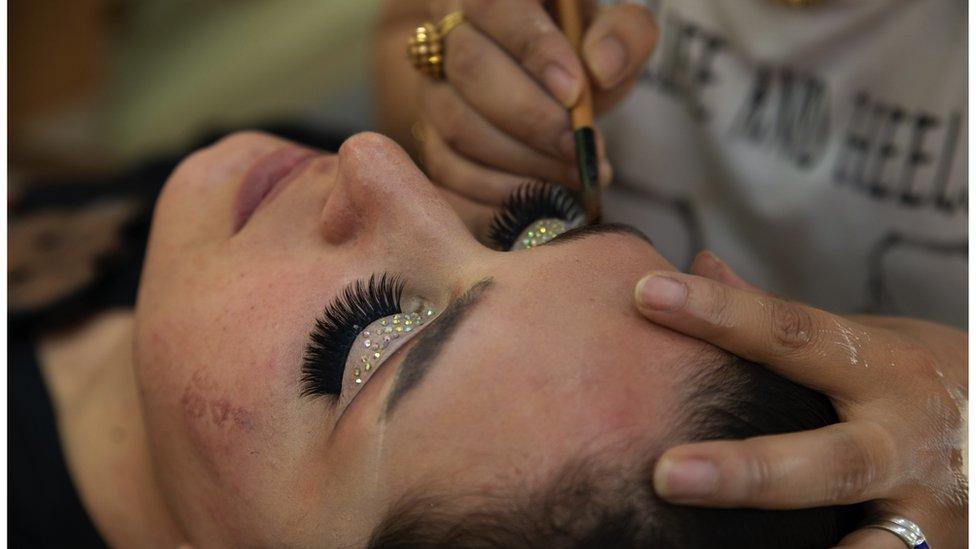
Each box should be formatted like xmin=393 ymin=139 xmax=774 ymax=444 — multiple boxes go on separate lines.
xmin=301 ymin=273 xmax=404 ymax=398
xmin=487 ymin=182 xmax=585 ymax=251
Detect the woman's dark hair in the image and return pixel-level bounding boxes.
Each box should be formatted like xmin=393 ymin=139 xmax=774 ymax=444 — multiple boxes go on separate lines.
xmin=367 ymin=355 xmax=865 ymax=548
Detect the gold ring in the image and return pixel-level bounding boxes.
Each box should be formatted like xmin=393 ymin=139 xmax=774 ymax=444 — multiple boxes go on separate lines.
xmin=407 ymin=11 xmax=465 ymax=81
xmin=437 ymin=11 xmax=465 ymax=36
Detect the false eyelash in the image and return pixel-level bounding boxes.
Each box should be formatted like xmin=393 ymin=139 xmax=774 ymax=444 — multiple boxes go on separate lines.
xmin=487 ymin=182 xmax=585 ymax=251
xmin=301 ymin=273 xmax=404 ymax=398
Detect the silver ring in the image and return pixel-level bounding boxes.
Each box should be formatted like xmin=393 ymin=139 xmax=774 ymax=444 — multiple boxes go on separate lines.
xmin=864 ymin=516 xmax=930 ymax=549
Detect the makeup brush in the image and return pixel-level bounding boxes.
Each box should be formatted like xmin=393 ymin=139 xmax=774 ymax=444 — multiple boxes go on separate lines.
xmin=556 ymin=0 xmax=602 ymax=224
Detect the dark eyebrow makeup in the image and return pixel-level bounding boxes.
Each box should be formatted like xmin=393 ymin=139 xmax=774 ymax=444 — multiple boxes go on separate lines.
xmin=382 ymin=278 xmax=493 ymax=419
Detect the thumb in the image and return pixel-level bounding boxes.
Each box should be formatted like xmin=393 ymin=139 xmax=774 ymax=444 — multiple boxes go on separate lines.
xmin=582 ymin=3 xmax=658 ymax=90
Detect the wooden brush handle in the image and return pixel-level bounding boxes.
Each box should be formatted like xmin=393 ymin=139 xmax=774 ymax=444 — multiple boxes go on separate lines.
xmin=556 ymin=0 xmax=594 ymax=129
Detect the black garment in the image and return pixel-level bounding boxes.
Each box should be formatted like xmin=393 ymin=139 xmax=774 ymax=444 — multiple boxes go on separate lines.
xmin=8 ymin=124 xmax=350 ymax=547
xmin=9 ymin=336 xmax=107 ymax=548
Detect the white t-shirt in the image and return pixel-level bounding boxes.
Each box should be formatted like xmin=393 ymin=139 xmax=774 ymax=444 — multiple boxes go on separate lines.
xmin=600 ymin=0 xmax=967 ymax=328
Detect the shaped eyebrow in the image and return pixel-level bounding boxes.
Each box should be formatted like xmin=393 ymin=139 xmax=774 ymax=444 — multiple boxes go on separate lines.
xmin=382 ymin=278 xmax=493 ymax=419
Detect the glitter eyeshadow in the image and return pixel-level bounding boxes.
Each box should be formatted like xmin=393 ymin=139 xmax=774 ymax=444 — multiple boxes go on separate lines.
xmin=512 ymin=218 xmax=576 ymax=250
xmin=350 ymin=309 xmax=436 ymax=385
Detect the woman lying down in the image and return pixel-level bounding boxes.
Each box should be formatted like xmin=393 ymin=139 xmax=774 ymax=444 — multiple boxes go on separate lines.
xmin=22 ymin=132 xmax=867 ymax=547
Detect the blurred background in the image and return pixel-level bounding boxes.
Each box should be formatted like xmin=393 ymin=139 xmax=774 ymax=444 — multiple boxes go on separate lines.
xmin=9 ymin=0 xmax=387 ymax=324
xmin=10 ymin=0 xmax=380 ymax=183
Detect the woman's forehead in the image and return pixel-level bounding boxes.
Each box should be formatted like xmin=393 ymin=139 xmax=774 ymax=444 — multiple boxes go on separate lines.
xmin=371 ymin=287 xmax=690 ymax=504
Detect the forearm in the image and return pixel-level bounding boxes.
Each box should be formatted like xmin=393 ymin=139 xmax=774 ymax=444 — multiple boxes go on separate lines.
xmin=374 ymin=0 xmax=429 ymax=158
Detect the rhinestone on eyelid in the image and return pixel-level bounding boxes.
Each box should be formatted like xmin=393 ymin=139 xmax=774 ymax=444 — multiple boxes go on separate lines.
xmin=512 ymin=218 xmax=570 ymax=250
xmin=364 ymin=362 xmax=372 ymax=371
xmin=364 ymin=339 xmax=372 ymax=348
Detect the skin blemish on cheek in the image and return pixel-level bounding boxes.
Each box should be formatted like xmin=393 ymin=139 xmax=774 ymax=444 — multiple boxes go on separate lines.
xmin=233 ymin=408 xmax=256 ymax=431
xmin=178 ymin=371 xmax=263 ymax=482
xmin=180 ymin=376 xmax=210 ymax=420
xmin=180 ymin=371 xmax=257 ymax=434
xmin=210 ymin=399 xmax=232 ymax=426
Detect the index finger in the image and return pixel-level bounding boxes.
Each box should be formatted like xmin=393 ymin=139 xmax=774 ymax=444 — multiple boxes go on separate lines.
xmin=439 ymin=23 xmax=577 ymax=162
xmin=653 ymin=421 xmax=894 ymax=508
xmin=633 ymin=271 xmax=883 ymax=399
xmin=459 ymin=0 xmax=586 ymax=107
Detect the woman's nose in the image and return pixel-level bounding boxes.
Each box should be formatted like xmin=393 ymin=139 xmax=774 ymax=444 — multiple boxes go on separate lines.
xmin=320 ymin=132 xmax=475 ymax=257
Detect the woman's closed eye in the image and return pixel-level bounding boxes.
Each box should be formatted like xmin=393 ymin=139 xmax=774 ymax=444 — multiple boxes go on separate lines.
xmin=300 ymin=274 xmax=436 ymax=407
xmin=487 ymin=182 xmax=585 ymax=251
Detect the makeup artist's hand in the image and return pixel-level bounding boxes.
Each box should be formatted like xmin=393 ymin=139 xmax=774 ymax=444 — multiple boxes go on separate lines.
xmin=634 ymin=251 xmax=968 ymax=548
xmin=419 ymin=0 xmax=657 ymax=205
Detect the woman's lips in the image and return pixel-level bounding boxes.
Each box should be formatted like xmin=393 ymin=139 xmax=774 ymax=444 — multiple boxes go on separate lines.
xmin=233 ymin=146 xmax=320 ymax=232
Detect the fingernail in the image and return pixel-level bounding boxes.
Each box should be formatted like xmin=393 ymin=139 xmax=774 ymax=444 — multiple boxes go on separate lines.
xmin=654 ymin=458 xmax=718 ymax=499
xmin=543 ymin=63 xmax=581 ymax=107
xmin=700 ymin=250 xmax=722 ymax=264
xmin=636 ymin=275 xmax=687 ymax=311
xmin=586 ymin=35 xmax=627 ymax=88
xmin=599 ymin=158 xmax=613 ymax=186
xmin=701 ymin=251 xmax=748 ymax=287
xmin=559 ymin=131 xmax=576 ymax=161
xmin=699 ymin=250 xmax=725 ymax=272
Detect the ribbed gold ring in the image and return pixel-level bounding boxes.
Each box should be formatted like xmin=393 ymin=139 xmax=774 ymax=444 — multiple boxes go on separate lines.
xmin=437 ymin=11 xmax=465 ymax=36
xmin=406 ymin=11 xmax=465 ymax=81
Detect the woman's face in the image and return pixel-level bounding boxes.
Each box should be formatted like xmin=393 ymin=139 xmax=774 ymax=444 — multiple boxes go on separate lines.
xmin=134 ymin=131 xmax=697 ymax=546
